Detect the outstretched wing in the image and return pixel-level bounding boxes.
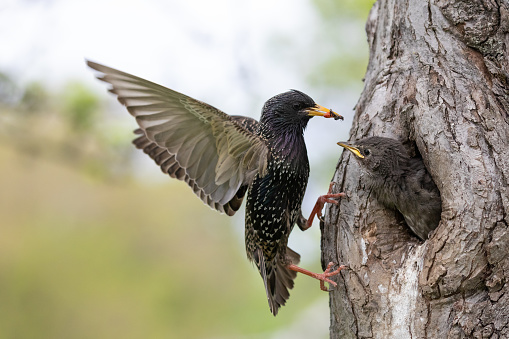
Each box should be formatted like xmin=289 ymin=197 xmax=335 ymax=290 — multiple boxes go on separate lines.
xmin=87 ymin=61 xmax=268 ymax=215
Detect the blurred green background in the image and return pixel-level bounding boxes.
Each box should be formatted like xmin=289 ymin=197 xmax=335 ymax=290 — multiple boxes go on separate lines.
xmin=0 ymin=0 xmax=373 ymax=338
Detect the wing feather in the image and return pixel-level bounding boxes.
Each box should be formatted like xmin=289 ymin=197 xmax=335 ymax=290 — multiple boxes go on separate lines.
xmin=88 ymin=61 xmax=267 ymax=215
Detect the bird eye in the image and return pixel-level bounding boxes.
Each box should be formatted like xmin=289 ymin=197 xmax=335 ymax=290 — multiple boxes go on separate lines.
xmin=292 ymin=103 xmax=302 ymax=111
xmin=364 ymin=149 xmax=371 ymax=156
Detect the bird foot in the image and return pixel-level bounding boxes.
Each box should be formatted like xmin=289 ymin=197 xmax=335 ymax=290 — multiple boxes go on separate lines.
xmin=303 ymin=182 xmax=345 ymax=230
xmin=287 ymin=262 xmax=348 ymax=292
xmin=318 ymin=262 xmax=348 ymax=291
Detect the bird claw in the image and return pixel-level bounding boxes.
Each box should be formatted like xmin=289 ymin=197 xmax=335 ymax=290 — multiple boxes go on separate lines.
xmin=318 ymin=262 xmax=348 ymax=292
xmin=327 ymin=181 xmax=336 ymax=193
xmin=303 ymin=182 xmax=346 ymax=230
xmin=287 ymin=262 xmax=348 ymax=292
xmin=315 ymin=193 xmax=345 ymax=221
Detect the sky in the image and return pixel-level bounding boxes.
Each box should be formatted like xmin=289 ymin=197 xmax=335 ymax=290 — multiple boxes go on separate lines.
xmin=1 ymin=0 xmax=352 ymax=103
xmin=0 ymin=0 xmax=363 ymax=115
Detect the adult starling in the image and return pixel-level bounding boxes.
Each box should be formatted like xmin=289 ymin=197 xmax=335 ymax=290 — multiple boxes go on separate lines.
xmin=87 ymin=61 xmax=346 ymax=316
xmin=338 ymin=137 xmax=442 ymax=240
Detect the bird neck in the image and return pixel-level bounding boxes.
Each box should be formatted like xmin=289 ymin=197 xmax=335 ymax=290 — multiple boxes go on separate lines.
xmin=260 ymin=124 xmax=308 ymax=162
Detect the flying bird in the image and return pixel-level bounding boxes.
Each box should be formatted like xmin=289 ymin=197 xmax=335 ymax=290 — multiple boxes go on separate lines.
xmin=338 ymin=136 xmax=442 ymax=240
xmin=87 ymin=61 xmax=346 ymax=315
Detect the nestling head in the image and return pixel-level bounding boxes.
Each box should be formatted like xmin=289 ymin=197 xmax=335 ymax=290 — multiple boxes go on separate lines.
xmin=337 ymin=137 xmax=410 ymax=177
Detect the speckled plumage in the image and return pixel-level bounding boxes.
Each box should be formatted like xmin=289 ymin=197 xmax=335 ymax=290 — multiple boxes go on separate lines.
xmin=245 ymin=121 xmax=310 ymax=314
xmin=87 ymin=61 xmax=342 ymax=316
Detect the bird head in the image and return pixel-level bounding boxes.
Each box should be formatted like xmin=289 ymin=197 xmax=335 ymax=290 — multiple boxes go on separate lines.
xmin=337 ymin=137 xmax=410 ymax=177
xmin=260 ymin=90 xmax=342 ymax=133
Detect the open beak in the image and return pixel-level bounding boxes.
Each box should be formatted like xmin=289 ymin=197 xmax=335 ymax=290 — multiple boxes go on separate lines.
xmin=306 ymin=104 xmax=343 ymax=120
xmin=337 ymin=142 xmax=364 ymax=159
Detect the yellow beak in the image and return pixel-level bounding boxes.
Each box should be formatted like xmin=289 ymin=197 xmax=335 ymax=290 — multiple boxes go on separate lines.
xmin=337 ymin=142 xmax=364 ymax=159
xmin=306 ymin=104 xmax=343 ymax=120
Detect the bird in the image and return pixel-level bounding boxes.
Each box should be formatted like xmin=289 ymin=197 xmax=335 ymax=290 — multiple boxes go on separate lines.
xmin=337 ymin=137 xmax=442 ymax=240
xmin=87 ymin=61 xmax=346 ymax=316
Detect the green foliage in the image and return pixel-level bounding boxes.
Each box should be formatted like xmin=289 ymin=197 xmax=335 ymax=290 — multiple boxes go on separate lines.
xmin=0 ymin=77 xmax=134 ymax=180
xmin=306 ymin=0 xmax=374 ymax=88
xmin=312 ymin=0 xmax=375 ymax=20
xmin=0 ymin=72 xmax=19 ymax=106
xmin=19 ymin=81 xmax=51 ymax=113
xmin=309 ymin=54 xmax=367 ymax=88
xmin=62 ymin=81 xmax=101 ymax=132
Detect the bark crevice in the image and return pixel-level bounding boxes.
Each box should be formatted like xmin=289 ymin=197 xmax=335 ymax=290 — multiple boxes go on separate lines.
xmin=325 ymin=0 xmax=509 ymax=337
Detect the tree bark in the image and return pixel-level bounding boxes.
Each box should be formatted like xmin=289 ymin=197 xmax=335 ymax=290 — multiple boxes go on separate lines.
xmin=322 ymin=0 xmax=509 ymax=338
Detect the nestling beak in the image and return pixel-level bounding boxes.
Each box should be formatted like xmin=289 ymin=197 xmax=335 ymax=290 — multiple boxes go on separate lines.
xmin=337 ymin=142 xmax=364 ymax=159
xmin=306 ymin=104 xmax=343 ymax=120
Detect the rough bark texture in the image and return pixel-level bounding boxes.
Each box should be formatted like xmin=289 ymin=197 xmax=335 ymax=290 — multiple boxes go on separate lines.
xmin=322 ymin=0 xmax=509 ymax=338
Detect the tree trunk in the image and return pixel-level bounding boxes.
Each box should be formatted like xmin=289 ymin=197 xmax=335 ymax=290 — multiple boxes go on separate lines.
xmin=322 ymin=0 xmax=509 ymax=338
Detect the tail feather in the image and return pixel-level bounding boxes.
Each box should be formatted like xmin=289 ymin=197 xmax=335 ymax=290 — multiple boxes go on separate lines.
xmin=255 ymin=247 xmax=301 ymax=316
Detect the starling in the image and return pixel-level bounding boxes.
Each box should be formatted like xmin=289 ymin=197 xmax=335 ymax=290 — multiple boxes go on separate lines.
xmin=338 ymin=137 xmax=442 ymax=240
xmin=87 ymin=61 xmax=346 ymax=315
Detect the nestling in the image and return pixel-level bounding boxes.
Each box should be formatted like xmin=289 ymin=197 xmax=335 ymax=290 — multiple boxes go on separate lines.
xmin=338 ymin=137 xmax=442 ymax=240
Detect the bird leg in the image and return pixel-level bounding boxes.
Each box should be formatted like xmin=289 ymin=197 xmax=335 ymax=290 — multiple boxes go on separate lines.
xmin=299 ymin=182 xmax=345 ymax=231
xmin=287 ymin=262 xmax=348 ymax=291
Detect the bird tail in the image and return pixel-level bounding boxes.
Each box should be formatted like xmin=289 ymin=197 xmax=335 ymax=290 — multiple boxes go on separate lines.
xmin=255 ymin=247 xmax=301 ymax=316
